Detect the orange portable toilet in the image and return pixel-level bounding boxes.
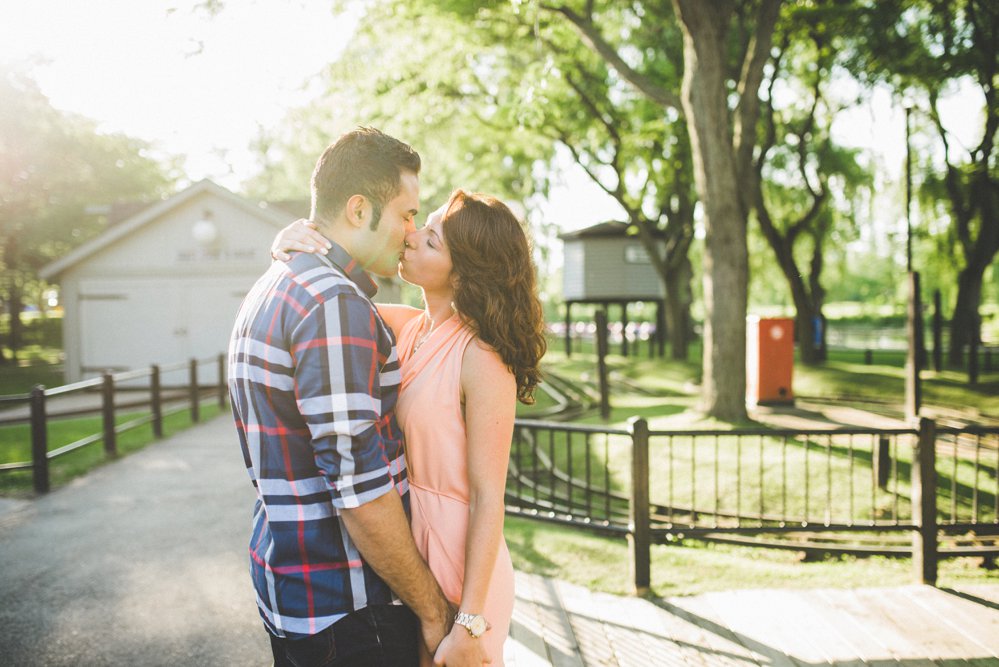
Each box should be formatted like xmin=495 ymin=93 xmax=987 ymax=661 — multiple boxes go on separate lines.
xmin=746 ymin=316 xmax=794 ymax=407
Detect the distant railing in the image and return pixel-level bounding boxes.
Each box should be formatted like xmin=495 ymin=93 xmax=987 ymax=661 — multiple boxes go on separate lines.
xmin=506 ymin=417 xmax=999 ymax=593
xmin=825 ymin=323 xmax=996 ymax=370
xmin=0 ymin=354 xmax=227 ymax=493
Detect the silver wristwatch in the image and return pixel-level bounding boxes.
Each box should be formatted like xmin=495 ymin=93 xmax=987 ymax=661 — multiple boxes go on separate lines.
xmin=454 ymin=612 xmax=491 ymax=638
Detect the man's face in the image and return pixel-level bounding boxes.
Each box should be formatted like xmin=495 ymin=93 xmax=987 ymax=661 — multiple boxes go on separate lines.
xmin=356 ymin=170 xmax=419 ymax=277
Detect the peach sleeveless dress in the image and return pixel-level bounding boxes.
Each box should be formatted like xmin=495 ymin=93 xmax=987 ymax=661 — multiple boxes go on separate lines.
xmin=396 ymin=314 xmax=514 ymax=665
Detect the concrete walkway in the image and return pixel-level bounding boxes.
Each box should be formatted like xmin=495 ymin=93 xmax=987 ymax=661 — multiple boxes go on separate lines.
xmin=2 ymin=415 xmax=998 ymax=666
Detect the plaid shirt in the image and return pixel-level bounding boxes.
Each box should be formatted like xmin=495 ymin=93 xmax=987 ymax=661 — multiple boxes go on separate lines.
xmin=228 ymin=244 xmax=408 ymax=639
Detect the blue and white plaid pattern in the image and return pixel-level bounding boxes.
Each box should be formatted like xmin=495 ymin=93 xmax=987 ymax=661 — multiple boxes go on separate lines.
xmin=228 ymin=244 xmax=408 ymax=639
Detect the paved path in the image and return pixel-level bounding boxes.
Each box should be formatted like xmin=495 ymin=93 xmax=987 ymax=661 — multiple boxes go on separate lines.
xmin=2 ymin=415 xmax=998 ymax=666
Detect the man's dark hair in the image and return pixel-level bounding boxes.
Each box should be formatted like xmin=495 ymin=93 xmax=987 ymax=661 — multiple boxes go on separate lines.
xmin=310 ymin=127 xmax=421 ymax=230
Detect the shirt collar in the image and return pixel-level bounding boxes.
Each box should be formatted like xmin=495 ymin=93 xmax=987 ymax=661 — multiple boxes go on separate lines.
xmin=318 ymin=240 xmax=379 ymax=299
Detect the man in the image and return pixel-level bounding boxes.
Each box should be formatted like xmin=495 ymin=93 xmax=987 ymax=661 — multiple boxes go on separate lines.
xmin=229 ymin=127 xmax=451 ymax=666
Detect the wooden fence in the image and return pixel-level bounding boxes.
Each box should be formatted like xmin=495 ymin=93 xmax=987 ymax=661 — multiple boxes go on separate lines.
xmin=0 ymin=354 xmax=227 ymax=493
xmin=506 ymin=417 xmax=999 ymax=593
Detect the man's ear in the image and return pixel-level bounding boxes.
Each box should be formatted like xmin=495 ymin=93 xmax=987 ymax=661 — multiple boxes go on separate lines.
xmin=344 ymin=194 xmax=369 ymax=229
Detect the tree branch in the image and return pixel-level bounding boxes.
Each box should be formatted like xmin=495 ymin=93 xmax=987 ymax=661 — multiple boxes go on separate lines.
xmin=734 ymin=0 xmax=782 ymax=185
xmin=539 ymin=2 xmax=684 ymax=113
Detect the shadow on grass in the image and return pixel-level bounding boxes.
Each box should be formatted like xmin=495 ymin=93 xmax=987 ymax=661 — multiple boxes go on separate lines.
xmin=504 ymin=516 xmax=562 ymax=576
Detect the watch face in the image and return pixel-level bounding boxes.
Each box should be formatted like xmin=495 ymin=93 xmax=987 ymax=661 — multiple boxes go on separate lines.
xmin=469 ymin=616 xmax=488 ymax=636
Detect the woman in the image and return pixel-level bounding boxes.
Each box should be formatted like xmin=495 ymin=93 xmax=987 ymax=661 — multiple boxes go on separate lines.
xmin=272 ymin=190 xmax=547 ymax=666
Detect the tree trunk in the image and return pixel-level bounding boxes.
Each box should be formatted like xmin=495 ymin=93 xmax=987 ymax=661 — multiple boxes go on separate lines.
xmin=664 ymin=256 xmax=692 ymax=360
xmin=795 ymin=307 xmax=820 ymax=365
xmin=674 ymin=0 xmax=749 ymax=421
xmin=948 ymin=264 xmax=986 ymax=366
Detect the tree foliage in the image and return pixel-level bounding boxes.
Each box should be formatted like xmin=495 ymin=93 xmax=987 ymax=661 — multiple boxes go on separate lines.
xmin=0 ymin=66 xmax=175 ymax=361
xmin=839 ymin=0 xmax=998 ymax=361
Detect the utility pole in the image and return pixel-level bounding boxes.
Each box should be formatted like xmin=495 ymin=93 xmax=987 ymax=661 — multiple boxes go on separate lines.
xmin=904 ymin=103 xmax=923 ymax=422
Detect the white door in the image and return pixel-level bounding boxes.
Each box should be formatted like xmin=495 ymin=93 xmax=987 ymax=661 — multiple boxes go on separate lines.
xmin=79 ymin=279 xmax=186 ymax=379
xmin=78 ymin=277 xmax=251 ymax=383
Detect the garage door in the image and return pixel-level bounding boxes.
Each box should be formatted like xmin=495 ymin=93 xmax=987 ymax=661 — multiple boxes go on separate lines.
xmin=79 ymin=277 xmax=250 ymax=383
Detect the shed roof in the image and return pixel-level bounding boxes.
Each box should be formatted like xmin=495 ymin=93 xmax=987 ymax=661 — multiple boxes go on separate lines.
xmin=40 ymin=179 xmax=290 ymax=280
xmin=557 ymin=220 xmax=667 ymax=240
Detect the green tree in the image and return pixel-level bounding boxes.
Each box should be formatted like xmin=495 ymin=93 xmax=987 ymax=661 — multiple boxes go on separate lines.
xmin=366 ymin=0 xmax=780 ymax=420
xmin=842 ymin=0 xmax=998 ymax=363
xmin=487 ymin=3 xmax=697 ymax=359
xmin=0 ymin=66 xmax=175 ymax=362
xmin=752 ymin=6 xmax=871 ymax=363
xmin=246 ymin=3 xmax=568 ymax=303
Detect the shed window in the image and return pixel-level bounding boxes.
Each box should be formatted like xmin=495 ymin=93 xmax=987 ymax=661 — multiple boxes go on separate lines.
xmin=624 ymin=243 xmax=650 ymax=264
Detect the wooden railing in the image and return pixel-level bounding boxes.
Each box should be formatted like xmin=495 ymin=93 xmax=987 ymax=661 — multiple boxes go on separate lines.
xmin=506 ymin=417 xmax=999 ymax=593
xmin=0 ymin=354 xmax=227 ymax=493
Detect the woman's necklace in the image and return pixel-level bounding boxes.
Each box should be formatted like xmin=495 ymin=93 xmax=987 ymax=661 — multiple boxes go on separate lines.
xmin=413 ymin=308 xmax=454 ymax=353
xmin=413 ymin=314 xmax=442 ymax=353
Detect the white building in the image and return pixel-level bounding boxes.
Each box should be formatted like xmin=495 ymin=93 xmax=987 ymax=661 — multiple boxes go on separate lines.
xmin=40 ymin=180 xmax=294 ymax=384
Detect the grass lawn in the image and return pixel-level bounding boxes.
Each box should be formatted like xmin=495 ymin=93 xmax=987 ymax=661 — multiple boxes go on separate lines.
xmin=509 ymin=340 xmax=999 ymax=595
xmin=0 ymin=402 xmax=223 ymax=496
xmin=5 ymin=339 xmax=998 ymax=597
xmin=504 ymin=515 xmax=998 ymax=597
xmin=548 ymin=337 xmax=999 ymax=420
xmin=0 ymin=350 xmax=63 ymax=395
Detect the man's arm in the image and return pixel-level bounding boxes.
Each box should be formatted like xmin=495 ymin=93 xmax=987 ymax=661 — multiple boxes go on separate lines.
xmin=341 ymin=492 xmax=452 ymax=653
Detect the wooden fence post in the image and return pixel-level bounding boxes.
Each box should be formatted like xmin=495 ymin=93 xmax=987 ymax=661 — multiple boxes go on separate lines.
xmin=595 ymin=309 xmax=610 ymax=420
xmin=932 ymin=290 xmax=942 ymax=372
xmin=189 ymin=358 xmax=200 ymax=423
xmin=151 ymin=365 xmax=163 ymax=438
xmin=629 ymin=416 xmax=651 ymax=596
xmin=905 ymin=272 xmax=922 ymax=421
xmin=620 ymin=303 xmax=629 ymax=357
xmin=102 ymin=372 xmax=117 ymax=456
xmin=875 ymin=435 xmax=891 ymax=490
xmin=656 ymin=301 xmax=666 ymax=358
xmin=217 ymin=353 xmax=227 ymax=409
xmin=912 ymin=417 xmax=938 ymax=585
xmin=564 ymin=302 xmax=572 ymax=358
xmin=969 ymin=324 xmax=979 ymax=387
xmin=30 ymin=385 xmax=49 ymax=494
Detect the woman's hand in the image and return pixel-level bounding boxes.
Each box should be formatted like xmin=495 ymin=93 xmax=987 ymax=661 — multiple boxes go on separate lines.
xmin=432 ymin=624 xmax=493 ymax=666
xmin=270 ymin=219 xmax=332 ymax=262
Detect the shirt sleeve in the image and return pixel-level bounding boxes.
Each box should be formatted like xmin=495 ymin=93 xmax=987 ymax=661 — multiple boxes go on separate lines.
xmin=290 ymin=292 xmax=395 ymax=509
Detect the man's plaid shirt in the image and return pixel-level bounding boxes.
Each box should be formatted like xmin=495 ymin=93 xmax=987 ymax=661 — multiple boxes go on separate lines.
xmin=228 ymin=244 xmax=408 ymax=639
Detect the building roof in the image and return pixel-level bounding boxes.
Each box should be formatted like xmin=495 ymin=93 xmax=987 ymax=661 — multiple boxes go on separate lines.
xmin=557 ymin=220 xmax=667 ymax=240
xmin=40 ymin=179 xmax=290 ymax=280
xmin=266 ymin=198 xmax=311 ymax=219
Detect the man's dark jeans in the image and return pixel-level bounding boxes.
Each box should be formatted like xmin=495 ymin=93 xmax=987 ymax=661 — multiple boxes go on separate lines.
xmin=269 ymin=605 xmax=419 ymax=667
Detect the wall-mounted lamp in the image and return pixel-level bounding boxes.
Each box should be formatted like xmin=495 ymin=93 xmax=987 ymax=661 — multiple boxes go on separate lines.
xmin=192 ymin=210 xmax=218 ymax=247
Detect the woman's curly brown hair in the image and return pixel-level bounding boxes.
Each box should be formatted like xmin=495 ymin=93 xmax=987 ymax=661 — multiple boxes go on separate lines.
xmin=442 ymin=190 xmax=547 ymax=404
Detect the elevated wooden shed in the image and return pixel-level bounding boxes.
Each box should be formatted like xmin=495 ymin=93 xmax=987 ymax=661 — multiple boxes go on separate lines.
xmin=559 ymin=221 xmax=666 ymax=356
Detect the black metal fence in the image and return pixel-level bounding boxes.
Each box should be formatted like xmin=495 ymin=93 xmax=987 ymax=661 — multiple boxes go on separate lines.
xmin=0 ymin=354 xmax=227 ymax=493
xmin=507 ymin=417 xmax=999 ymax=592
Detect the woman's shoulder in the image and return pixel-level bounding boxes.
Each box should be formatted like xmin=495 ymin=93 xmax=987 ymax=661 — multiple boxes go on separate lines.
xmin=460 ymin=336 xmax=513 ymax=382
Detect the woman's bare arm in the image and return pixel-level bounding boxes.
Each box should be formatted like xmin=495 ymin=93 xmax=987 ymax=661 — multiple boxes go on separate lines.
xmin=271 ymin=219 xmax=331 ymax=262
xmin=434 ymin=341 xmax=515 ymax=666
